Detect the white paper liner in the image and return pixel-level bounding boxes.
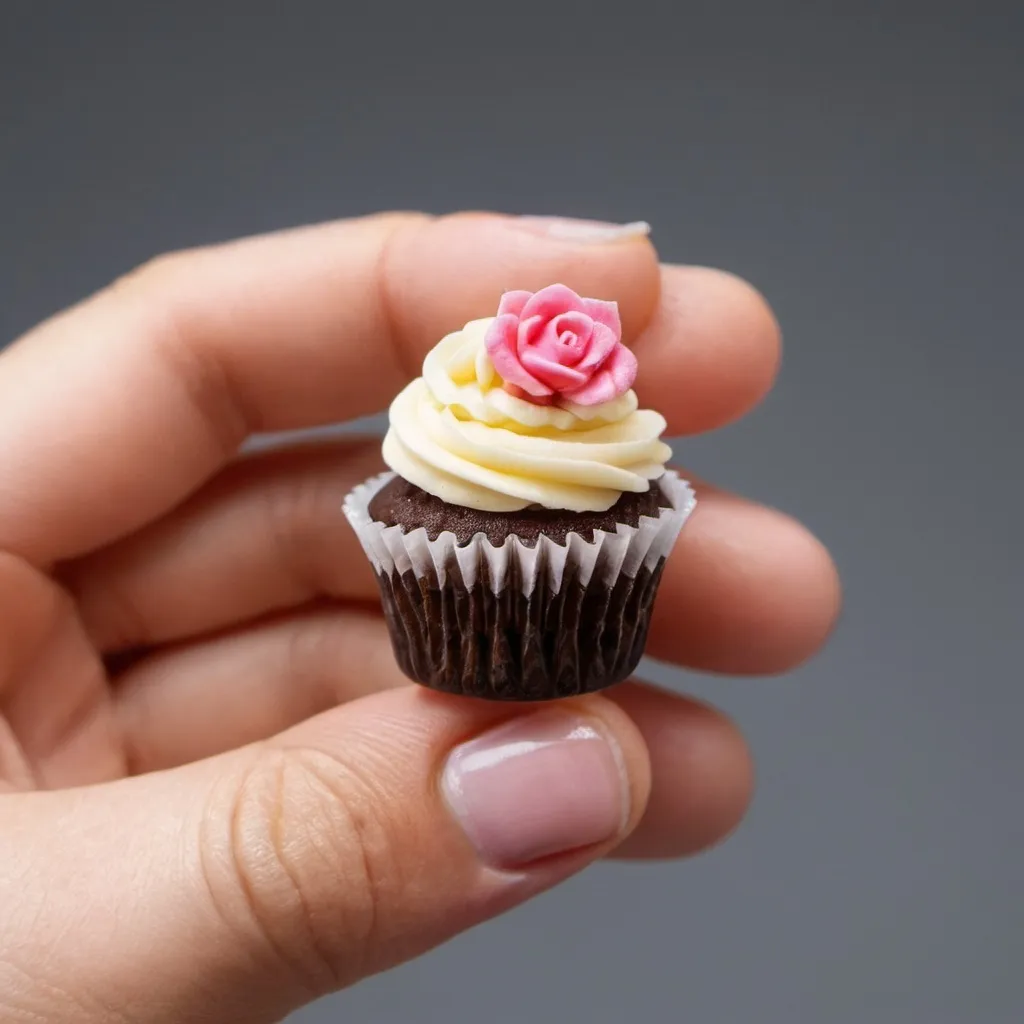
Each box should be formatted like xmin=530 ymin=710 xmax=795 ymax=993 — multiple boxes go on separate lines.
xmin=343 ymin=470 xmax=696 ymax=597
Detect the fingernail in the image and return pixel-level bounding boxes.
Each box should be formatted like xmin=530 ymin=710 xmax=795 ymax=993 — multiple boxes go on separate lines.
xmin=442 ymin=711 xmax=629 ymax=869
xmin=514 ymin=216 xmax=651 ymax=244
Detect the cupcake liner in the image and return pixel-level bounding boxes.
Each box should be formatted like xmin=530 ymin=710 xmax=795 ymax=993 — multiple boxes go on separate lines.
xmin=344 ymin=471 xmax=695 ymax=595
xmin=343 ymin=470 xmax=696 ymax=700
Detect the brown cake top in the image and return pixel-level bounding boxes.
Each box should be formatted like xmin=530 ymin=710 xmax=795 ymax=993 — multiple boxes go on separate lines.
xmin=369 ymin=474 xmax=670 ymax=547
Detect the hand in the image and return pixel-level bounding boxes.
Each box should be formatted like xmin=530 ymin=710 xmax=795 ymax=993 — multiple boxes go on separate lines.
xmin=0 ymin=213 xmax=839 ymax=1022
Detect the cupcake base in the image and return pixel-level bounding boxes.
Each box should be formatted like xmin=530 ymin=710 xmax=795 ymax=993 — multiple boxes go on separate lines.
xmin=375 ymin=557 xmax=666 ymax=701
xmin=344 ymin=471 xmax=696 ymax=702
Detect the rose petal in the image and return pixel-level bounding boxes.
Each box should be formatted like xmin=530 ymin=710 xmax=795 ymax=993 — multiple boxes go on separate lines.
xmin=519 ymin=283 xmax=586 ymax=322
xmin=483 ymin=313 xmax=519 ymax=367
xmin=560 ymin=369 xmax=617 ymax=405
xmin=575 ymin=320 xmax=618 ymax=373
xmin=551 ymin=311 xmax=595 ymax=361
xmin=497 ymin=290 xmax=532 ymax=318
xmin=520 ymin=347 xmax=590 ymax=389
xmin=581 ymin=297 xmax=622 ymax=341
xmin=517 ymin=314 xmax=549 ymax=350
xmin=485 ymin=314 xmax=552 ymax=396
xmin=524 ymin=318 xmax=584 ymax=372
xmin=561 ymin=343 xmax=638 ymax=405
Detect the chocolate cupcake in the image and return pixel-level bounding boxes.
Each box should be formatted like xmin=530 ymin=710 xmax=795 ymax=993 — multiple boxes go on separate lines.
xmin=344 ymin=283 xmax=695 ymax=701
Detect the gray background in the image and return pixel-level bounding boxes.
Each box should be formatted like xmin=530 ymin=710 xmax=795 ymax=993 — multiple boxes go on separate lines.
xmin=2 ymin=2 xmax=1021 ymax=1022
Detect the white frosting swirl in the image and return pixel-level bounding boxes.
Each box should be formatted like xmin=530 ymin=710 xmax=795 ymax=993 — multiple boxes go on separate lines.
xmin=381 ymin=318 xmax=672 ymax=512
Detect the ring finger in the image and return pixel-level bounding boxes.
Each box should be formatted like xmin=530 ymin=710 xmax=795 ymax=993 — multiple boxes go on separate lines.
xmin=64 ymin=438 xmax=838 ymax=676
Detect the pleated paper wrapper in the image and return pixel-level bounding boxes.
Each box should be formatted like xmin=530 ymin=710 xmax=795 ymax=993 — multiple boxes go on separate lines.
xmin=343 ymin=471 xmax=696 ymax=701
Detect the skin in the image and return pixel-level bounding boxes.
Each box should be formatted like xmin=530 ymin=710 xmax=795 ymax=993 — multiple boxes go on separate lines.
xmin=0 ymin=212 xmax=840 ymax=1022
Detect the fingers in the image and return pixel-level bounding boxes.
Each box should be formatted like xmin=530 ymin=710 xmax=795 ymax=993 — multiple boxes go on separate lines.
xmin=0 ymin=552 xmax=125 ymax=791
xmin=646 ymin=482 xmax=842 ymax=674
xmin=67 ymin=443 xmax=839 ymax=677
xmin=635 ymin=265 xmax=780 ymax=435
xmin=64 ymin=439 xmax=386 ymax=651
xmin=603 ymin=682 xmax=753 ymax=859
xmin=110 ymin=611 xmax=751 ymax=866
xmin=113 ymin=608 xmax=405 ymax=774
xmin=0 ymin=687 xmax=650 ymax=1022
xmin=0 ymin=212 xmax=660 ymax=565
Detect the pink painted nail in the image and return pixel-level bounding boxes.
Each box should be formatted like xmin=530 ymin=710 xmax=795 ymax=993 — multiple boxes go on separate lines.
xmin=441 ymin=711 xmax=629 ymax=868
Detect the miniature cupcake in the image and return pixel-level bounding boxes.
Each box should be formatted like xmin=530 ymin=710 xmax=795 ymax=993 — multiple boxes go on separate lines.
xmin=344 ymin=284 xmax=695 ymax=701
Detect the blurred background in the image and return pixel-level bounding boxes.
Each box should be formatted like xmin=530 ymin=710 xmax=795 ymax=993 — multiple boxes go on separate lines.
xmin=1 ymin=2 xmax=1021 ymax=1021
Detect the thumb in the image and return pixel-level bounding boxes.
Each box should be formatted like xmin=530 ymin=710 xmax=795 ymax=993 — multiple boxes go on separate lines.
xmin=0 ymin=689 xmax=650 ymax=1023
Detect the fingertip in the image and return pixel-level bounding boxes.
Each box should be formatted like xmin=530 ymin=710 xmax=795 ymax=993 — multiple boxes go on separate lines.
xmin=650 ymin=488 xmax=842 ymax=674
xmin=638 ymin=265 xmax=782 ymax=434
xmin=384 ymin=212 xmax=662 ymax=363
xmin=714 ymin=267 xmax=783 ymax=401
xmin=794 ymin=528 xmax=843 ymax=671
xmin=743 ymin=508 xmax=842 ymax=675
xmin=606 ymin=683 xmax=754 ymax=860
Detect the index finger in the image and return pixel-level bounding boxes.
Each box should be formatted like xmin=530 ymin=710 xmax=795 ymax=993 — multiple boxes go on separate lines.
xmin=0 ymin=213 xmax=661 ymax=565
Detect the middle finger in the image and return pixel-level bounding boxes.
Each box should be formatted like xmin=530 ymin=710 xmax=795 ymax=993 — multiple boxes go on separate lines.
xmin=64 ymin=438 xmax=837 ymax=677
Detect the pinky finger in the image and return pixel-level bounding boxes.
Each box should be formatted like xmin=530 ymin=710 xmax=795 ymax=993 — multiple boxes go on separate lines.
xmin=605 ymin=682 xmax=753 ymax=859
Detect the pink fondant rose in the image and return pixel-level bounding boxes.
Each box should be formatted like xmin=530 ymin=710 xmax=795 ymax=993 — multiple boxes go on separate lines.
xmin=483 ymin=284 xmax=638 ymax=406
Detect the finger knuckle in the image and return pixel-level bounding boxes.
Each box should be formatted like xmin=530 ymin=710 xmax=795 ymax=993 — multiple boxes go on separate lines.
xmin=105 ymin=249 xmax=251 ymax=457
xmin=200 ymin=745 xmax=396 ymax=993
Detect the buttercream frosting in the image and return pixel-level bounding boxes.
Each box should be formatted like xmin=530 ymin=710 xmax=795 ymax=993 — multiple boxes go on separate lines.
xmin=381 ymin=315 xmax=671 ymax=513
